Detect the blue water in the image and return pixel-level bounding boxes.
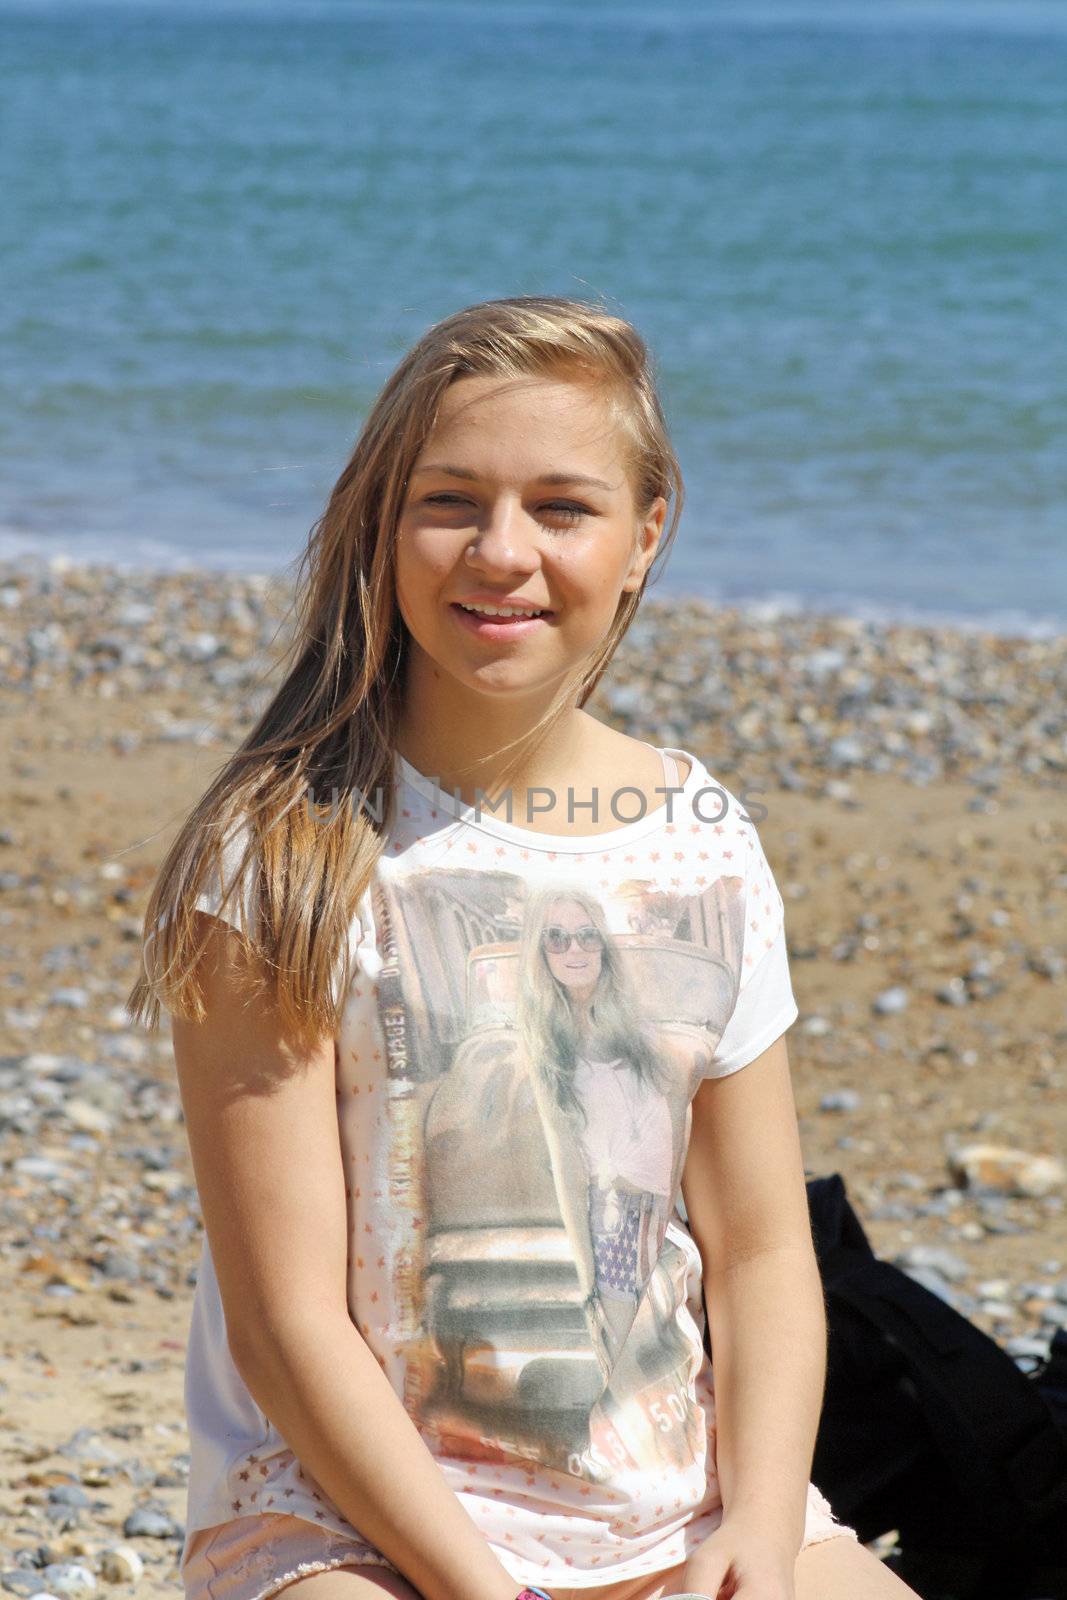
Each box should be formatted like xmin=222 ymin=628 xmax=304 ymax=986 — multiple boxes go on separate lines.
xmin=2 ymin=0 xmax=1065 ymax=634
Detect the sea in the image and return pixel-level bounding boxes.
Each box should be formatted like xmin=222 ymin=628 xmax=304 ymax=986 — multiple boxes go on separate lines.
xmin=2 ymin=0 xmax=1065 ymax=636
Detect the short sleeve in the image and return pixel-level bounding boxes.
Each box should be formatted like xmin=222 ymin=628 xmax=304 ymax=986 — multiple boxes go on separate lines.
xmin=705 ymin=819 xmax=798 ymax=1078
xmin=190 ymin=813 xmax=354 ymax=1013
xmin=194 ymin=816 xmax=260 ymax=937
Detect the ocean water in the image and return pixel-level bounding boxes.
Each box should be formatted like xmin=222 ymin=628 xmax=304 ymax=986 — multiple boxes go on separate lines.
xmin=2 ymin=0 xmax=1065 ymax=635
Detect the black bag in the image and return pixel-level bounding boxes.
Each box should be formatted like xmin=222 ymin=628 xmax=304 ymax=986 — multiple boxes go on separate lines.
xmin=700 ymin=1172 xmax=1067 ymax=1600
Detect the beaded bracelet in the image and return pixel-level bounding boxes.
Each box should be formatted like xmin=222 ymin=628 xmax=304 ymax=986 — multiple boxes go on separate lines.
xmin=516 ymin=1588 xmax=554 ymax=1600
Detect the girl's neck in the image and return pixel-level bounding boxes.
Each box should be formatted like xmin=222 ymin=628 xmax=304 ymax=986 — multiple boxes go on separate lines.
xmin=395 ymin=705 xmax=596 ymax=809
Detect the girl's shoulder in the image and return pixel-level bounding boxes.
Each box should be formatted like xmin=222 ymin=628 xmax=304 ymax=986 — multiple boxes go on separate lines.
xmin=581 ymin=721 xmax=694 ymax=792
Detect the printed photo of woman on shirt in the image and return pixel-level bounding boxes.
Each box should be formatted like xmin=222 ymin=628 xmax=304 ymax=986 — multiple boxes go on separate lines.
xmin=379 ymin=862 xmax=741 ymax=1476
xmin=516 ymin=885 xmax=677 ymax=1370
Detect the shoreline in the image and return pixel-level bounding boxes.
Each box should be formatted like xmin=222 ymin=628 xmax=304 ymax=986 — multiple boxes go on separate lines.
xmin=0 ymin=556 xmax=1064 ymax=1592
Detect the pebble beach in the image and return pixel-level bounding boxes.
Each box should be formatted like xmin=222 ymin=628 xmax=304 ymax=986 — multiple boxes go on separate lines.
xmin=0 ymin=554 xmax=1065 ymax=1597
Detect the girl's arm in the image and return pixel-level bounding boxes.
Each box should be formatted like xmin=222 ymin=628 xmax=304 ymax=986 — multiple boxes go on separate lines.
xmin=172 ymin=917 xmax=520 ymax=1600
xmin=680 ymin=1032 xmax=826 ymax=1561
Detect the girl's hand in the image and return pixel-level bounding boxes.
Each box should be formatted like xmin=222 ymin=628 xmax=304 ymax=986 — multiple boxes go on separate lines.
xmin=663 ymin=1511 xmax=797 ymax=1600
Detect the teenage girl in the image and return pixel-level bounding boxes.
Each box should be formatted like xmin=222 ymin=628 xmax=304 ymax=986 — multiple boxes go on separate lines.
xmin=131 ymin=296 xmax=921 ymax=1600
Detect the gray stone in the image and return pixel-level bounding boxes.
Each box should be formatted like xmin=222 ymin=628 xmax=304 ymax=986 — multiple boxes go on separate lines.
xmin=122 ymin=1507 xmax=178 ymax=1539
xmin=39 ymin=1567 xmax=95 ymax=1599
xmin=895 ymin=1243 xmax=970 ymax=1283
xmin=45 ymin=1486 xmax=90 ymax=1509
xmin=819 ymin=1088 xmax=861 ymax=1113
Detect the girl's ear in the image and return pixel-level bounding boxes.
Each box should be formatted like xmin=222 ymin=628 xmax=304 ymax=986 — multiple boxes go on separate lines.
xmin=622 ymin=495 xmax=668 ymax=593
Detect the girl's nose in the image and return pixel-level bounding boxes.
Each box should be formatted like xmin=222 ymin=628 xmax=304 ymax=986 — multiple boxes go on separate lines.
xmin=464 ymin=495 xmax=540 ymax=572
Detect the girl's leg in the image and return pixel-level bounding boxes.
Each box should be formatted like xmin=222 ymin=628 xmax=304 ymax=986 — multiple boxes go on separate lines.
xmin=278 ymin=1544 xmax=926 ymax=1600
xmin=552 ymin=1558 xmax=691 ymax=1600
xmin=273 ymin=1563 xmax=423 ymax=1600
xmin=282 ymin=1562 xmax=692 ymax=1600
xmin=794 ymin=1534 xmax=923 ymax=1599
xmin=629 ymin=1562 xmax=693 ymax=1600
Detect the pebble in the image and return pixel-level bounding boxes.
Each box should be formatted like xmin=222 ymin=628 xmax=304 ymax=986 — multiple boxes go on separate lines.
xmin=895 ymin=1243 xmax=971 ymax=1283
xmin=949 ymin=1144 xmax=1067 ymax=1199
xmin=819 ymin=1089 xmax=861 ymax=1113
xmin=62 ymin=1103 xmax=113 ymax=1138
xmin=897 ymin=1265 xmax=967 ymax=1310
xmin=935 ymin=977 xmax=970 ymax=1006
xmin=45 ymin=1487 xmax=90 ymax=1510
xmin=36 ymin=1571 xmax=94 ymax=1600
xmin=979 ymin=1299 xmax=1017 ymax=1321
xmin=97 ymin=1548 xmax=143 ymax=1584
xmin=121 ymin=1506 xmax=180 ymax=1540
xmin=46 ymin=990 xmax=89 ymax=1011
xmin=954 ymin=1222 xmax=985 ymax=1242
xmin=2 ymin=1576 xmax=50 ymax=1599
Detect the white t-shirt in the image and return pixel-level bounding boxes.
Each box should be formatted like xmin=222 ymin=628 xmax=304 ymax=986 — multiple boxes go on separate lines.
xmin=173 ymin=745 xmax=802 ymax=1584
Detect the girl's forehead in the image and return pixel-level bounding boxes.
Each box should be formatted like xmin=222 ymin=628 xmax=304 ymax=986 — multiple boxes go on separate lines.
xmin=409 ymin=376 xmax=636 ymax=507
xmin=547 ymin=897 xmax=591 ymax=920
xmin=430 ymin=373 xmax=620 ymax=446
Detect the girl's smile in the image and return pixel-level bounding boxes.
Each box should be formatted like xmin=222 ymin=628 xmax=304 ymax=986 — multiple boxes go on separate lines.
xmin=449 ymin=598 xmax=555 ymax=641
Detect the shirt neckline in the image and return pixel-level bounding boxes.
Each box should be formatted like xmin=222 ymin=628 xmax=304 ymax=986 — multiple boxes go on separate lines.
xmin=394 ymin=744 xmax=704 ymax=854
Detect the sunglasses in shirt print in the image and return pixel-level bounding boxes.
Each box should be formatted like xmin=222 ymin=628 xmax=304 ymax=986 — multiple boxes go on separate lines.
xmin=369 ymin=866 xmax=746 ymax=1482
xmin=540 ymin=923 xmax=604 ymax=954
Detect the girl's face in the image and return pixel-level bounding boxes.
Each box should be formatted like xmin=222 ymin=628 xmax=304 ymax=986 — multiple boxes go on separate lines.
xmin=541 ymin=898 xmax=604 ymax=994
xmin=395 ymin=374 xmax=666 ymax=703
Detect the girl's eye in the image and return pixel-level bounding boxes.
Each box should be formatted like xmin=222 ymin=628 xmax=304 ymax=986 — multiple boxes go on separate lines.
xmin=423 ymin=494 xmax=589 ymax=526
xmin=541 ymin=502 xmax=588 ymax=525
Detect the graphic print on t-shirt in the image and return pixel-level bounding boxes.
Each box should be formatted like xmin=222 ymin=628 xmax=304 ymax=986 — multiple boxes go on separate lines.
xmin=366 ymin=861 xmax=745 ymax=1485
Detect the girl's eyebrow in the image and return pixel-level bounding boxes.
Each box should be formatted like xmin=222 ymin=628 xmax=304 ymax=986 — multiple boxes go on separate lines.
xmin=412 ymin=463 xmax=618 ymax=492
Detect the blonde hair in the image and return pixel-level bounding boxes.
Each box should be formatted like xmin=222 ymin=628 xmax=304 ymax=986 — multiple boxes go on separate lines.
xmin=127 ymin=294 xmax=685 ymax=1049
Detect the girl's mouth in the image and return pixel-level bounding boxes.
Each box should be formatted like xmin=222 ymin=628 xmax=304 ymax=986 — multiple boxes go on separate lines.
xmin=451 ymin=602 xmax=553 ymax=637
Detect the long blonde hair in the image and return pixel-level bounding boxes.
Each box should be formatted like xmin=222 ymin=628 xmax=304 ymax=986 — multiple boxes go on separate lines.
xmin=127 ymin=295 xmax=685 ymax=1049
